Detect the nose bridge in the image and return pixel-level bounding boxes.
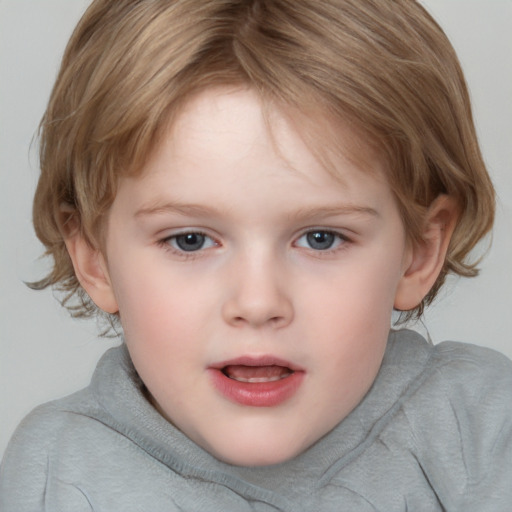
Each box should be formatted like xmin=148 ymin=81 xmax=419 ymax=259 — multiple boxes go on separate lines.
xmin=222 ymin=245 xmax=293 ymax=329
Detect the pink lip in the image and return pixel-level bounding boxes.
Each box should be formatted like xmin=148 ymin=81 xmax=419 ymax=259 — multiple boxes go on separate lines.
xmin=208 ymin=356 xmax=305 ymax=407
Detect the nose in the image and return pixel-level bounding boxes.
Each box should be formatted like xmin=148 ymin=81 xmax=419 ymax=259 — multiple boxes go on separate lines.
xmin=221 ymin=252 xmax=294 ymax=329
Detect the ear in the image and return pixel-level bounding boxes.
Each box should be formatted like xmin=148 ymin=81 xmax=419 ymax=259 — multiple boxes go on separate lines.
xmin=64 ymin=230 xmax=119 ymax=314
xmin=394 ymin=195 xmax=458 ymax=311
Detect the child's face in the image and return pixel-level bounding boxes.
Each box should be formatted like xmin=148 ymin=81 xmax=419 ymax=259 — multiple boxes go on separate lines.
xmin=101 ymin=87 xmax=412 ymax=466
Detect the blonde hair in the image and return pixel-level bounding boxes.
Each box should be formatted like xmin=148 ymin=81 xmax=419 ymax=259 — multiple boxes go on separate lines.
xmin=31 ymin=0 xmax=495 ymax=320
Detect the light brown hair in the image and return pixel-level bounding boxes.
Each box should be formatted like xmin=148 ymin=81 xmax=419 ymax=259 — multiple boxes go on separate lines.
xmin=31 ymin=0 xmax=495 ymax=321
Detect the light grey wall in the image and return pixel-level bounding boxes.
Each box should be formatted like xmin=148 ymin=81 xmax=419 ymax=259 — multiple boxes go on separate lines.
xmin=1 ymin=0 xmax=511 ymax=458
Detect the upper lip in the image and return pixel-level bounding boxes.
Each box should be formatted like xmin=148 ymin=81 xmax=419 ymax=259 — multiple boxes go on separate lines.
xmin=209 ymin=355 xmax=304 ymax=372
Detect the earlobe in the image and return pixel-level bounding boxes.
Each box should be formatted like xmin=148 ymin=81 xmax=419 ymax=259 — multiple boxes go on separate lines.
xmin=64 ymin=231 xmax=119 ymax=314
xmin=394 ymin=195 xmax=458 ymax=311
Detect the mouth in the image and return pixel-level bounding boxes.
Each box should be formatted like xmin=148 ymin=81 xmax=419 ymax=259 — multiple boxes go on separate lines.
xmin=209 ymin=356 xmax=304 ymax=407
xmin=222 ymin=364 xmax=293 ymax=383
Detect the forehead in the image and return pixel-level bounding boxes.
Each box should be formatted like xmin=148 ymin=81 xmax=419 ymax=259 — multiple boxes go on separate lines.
xmin=145 ymin=86 xmax=387 ymax=186
xmin=108 ymin=87 xmax=397 ymax=227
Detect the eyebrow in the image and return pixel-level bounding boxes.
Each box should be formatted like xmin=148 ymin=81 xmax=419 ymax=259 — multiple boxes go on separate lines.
xmin=134 ymin=201 xmax=224 ymax=219
xmin=287 ymin=205 xmax=380 ymax=222
xmin=134 ymin=201 xmax=379 ymax=221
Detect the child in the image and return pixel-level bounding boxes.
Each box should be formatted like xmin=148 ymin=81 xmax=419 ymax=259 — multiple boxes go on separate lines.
xmin=1 ymin=0 xmax=511 ymax=510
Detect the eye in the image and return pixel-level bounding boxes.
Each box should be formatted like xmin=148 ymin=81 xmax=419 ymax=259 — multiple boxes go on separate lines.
xmin=167 ymin=232 xmax=217 ymax=252
xmin=295 ymin=230 xmax=345 ymax=251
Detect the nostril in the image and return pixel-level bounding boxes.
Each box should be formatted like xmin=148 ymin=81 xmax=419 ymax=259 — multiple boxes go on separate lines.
xmin=221 ymin=288 xmax=294 ymax=328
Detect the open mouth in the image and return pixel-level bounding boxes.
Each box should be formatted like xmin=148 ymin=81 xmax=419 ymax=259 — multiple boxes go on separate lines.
xmin=210 ymin=357 xmax=304 ymax=407
xmin=222 ymin=364 xmax=293 ymax=383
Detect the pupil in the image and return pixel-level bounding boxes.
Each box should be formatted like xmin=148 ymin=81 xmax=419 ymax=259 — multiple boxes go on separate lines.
xmin=176 ymin=233 xmax=205 ymax=251
xmin=307 ymin=231 xmax=334 ymax=250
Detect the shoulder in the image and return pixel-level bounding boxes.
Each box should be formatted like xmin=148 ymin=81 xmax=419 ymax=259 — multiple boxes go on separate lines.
xmin=387 ymin=329 xmax=512 ymax=406
xmin=431 ymin=341 xmax=512 ymax=456
xmin=406 ymin=338 xmax=512 ymax=443
xmin=429 ymin=340 xmax=512 ymax=410
xmin=0 ymin=345 xmax=122 ymax=512
xmin=433 ymin=338 xmax=512 ymax=373
xmin=402 ymin=338 xmax=512 ymax=508
xmin=384 ymin=331 xmax=512 ymax=463
xmin=0 ymin=392 xmax=94 ymax=510
xmin=426 ymin=341 xmax=512 ymax=450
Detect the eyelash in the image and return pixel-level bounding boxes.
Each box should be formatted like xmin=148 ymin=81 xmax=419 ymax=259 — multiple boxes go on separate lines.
xmin=157 ymin=229 xmax=352 ymax=259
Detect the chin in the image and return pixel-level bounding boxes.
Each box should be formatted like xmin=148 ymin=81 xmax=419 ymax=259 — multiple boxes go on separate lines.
xmin=207 ymin=435 xmax=309 ymax=467
xmin=219 ymin=449 xmax=297 ymax=467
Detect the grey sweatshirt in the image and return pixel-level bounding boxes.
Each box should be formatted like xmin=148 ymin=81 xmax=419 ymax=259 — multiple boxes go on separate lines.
xmin=1 ymin=329 xmax=512 ymax=511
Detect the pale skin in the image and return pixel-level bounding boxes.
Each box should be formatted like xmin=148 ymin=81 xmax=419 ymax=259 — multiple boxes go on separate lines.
xmin=65 ymin=87 xmax=457 ymax=466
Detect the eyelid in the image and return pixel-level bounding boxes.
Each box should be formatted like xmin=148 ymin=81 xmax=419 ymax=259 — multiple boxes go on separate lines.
xmin=159 ymin=227 xmax=217 ymax=242
xmin=297 ymin=227 xmax=351 ymax=239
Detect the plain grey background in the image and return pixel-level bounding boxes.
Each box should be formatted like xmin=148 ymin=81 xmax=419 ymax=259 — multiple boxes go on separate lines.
xmin=1 ymin=0 xmax=511 ymax=459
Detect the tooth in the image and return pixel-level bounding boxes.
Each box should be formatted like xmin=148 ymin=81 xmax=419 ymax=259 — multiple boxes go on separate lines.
xmin=231 ymin=372 xmax=292 ymax=383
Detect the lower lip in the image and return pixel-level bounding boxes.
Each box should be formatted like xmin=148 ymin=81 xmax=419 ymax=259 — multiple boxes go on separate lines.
xmin=208 ymin=369 xmax=304 ymax=407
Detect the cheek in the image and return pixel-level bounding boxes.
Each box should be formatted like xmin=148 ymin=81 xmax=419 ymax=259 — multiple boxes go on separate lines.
xmin=305 ymin=254 xmax=401 ymax=327
xmin=110 ymin=262 xmax=190 ymax=341
xmin=112 ymin=266 xmax=210 ymax=398
xmin=300 ymin=251 xmax=402 ymax=377
xmin=111 ymin=261 xmax=223 ymax=379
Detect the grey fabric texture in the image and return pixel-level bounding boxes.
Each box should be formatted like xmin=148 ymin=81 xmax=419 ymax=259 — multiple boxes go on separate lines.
xmin=1 ymin=329 xmax=511 ymax=511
